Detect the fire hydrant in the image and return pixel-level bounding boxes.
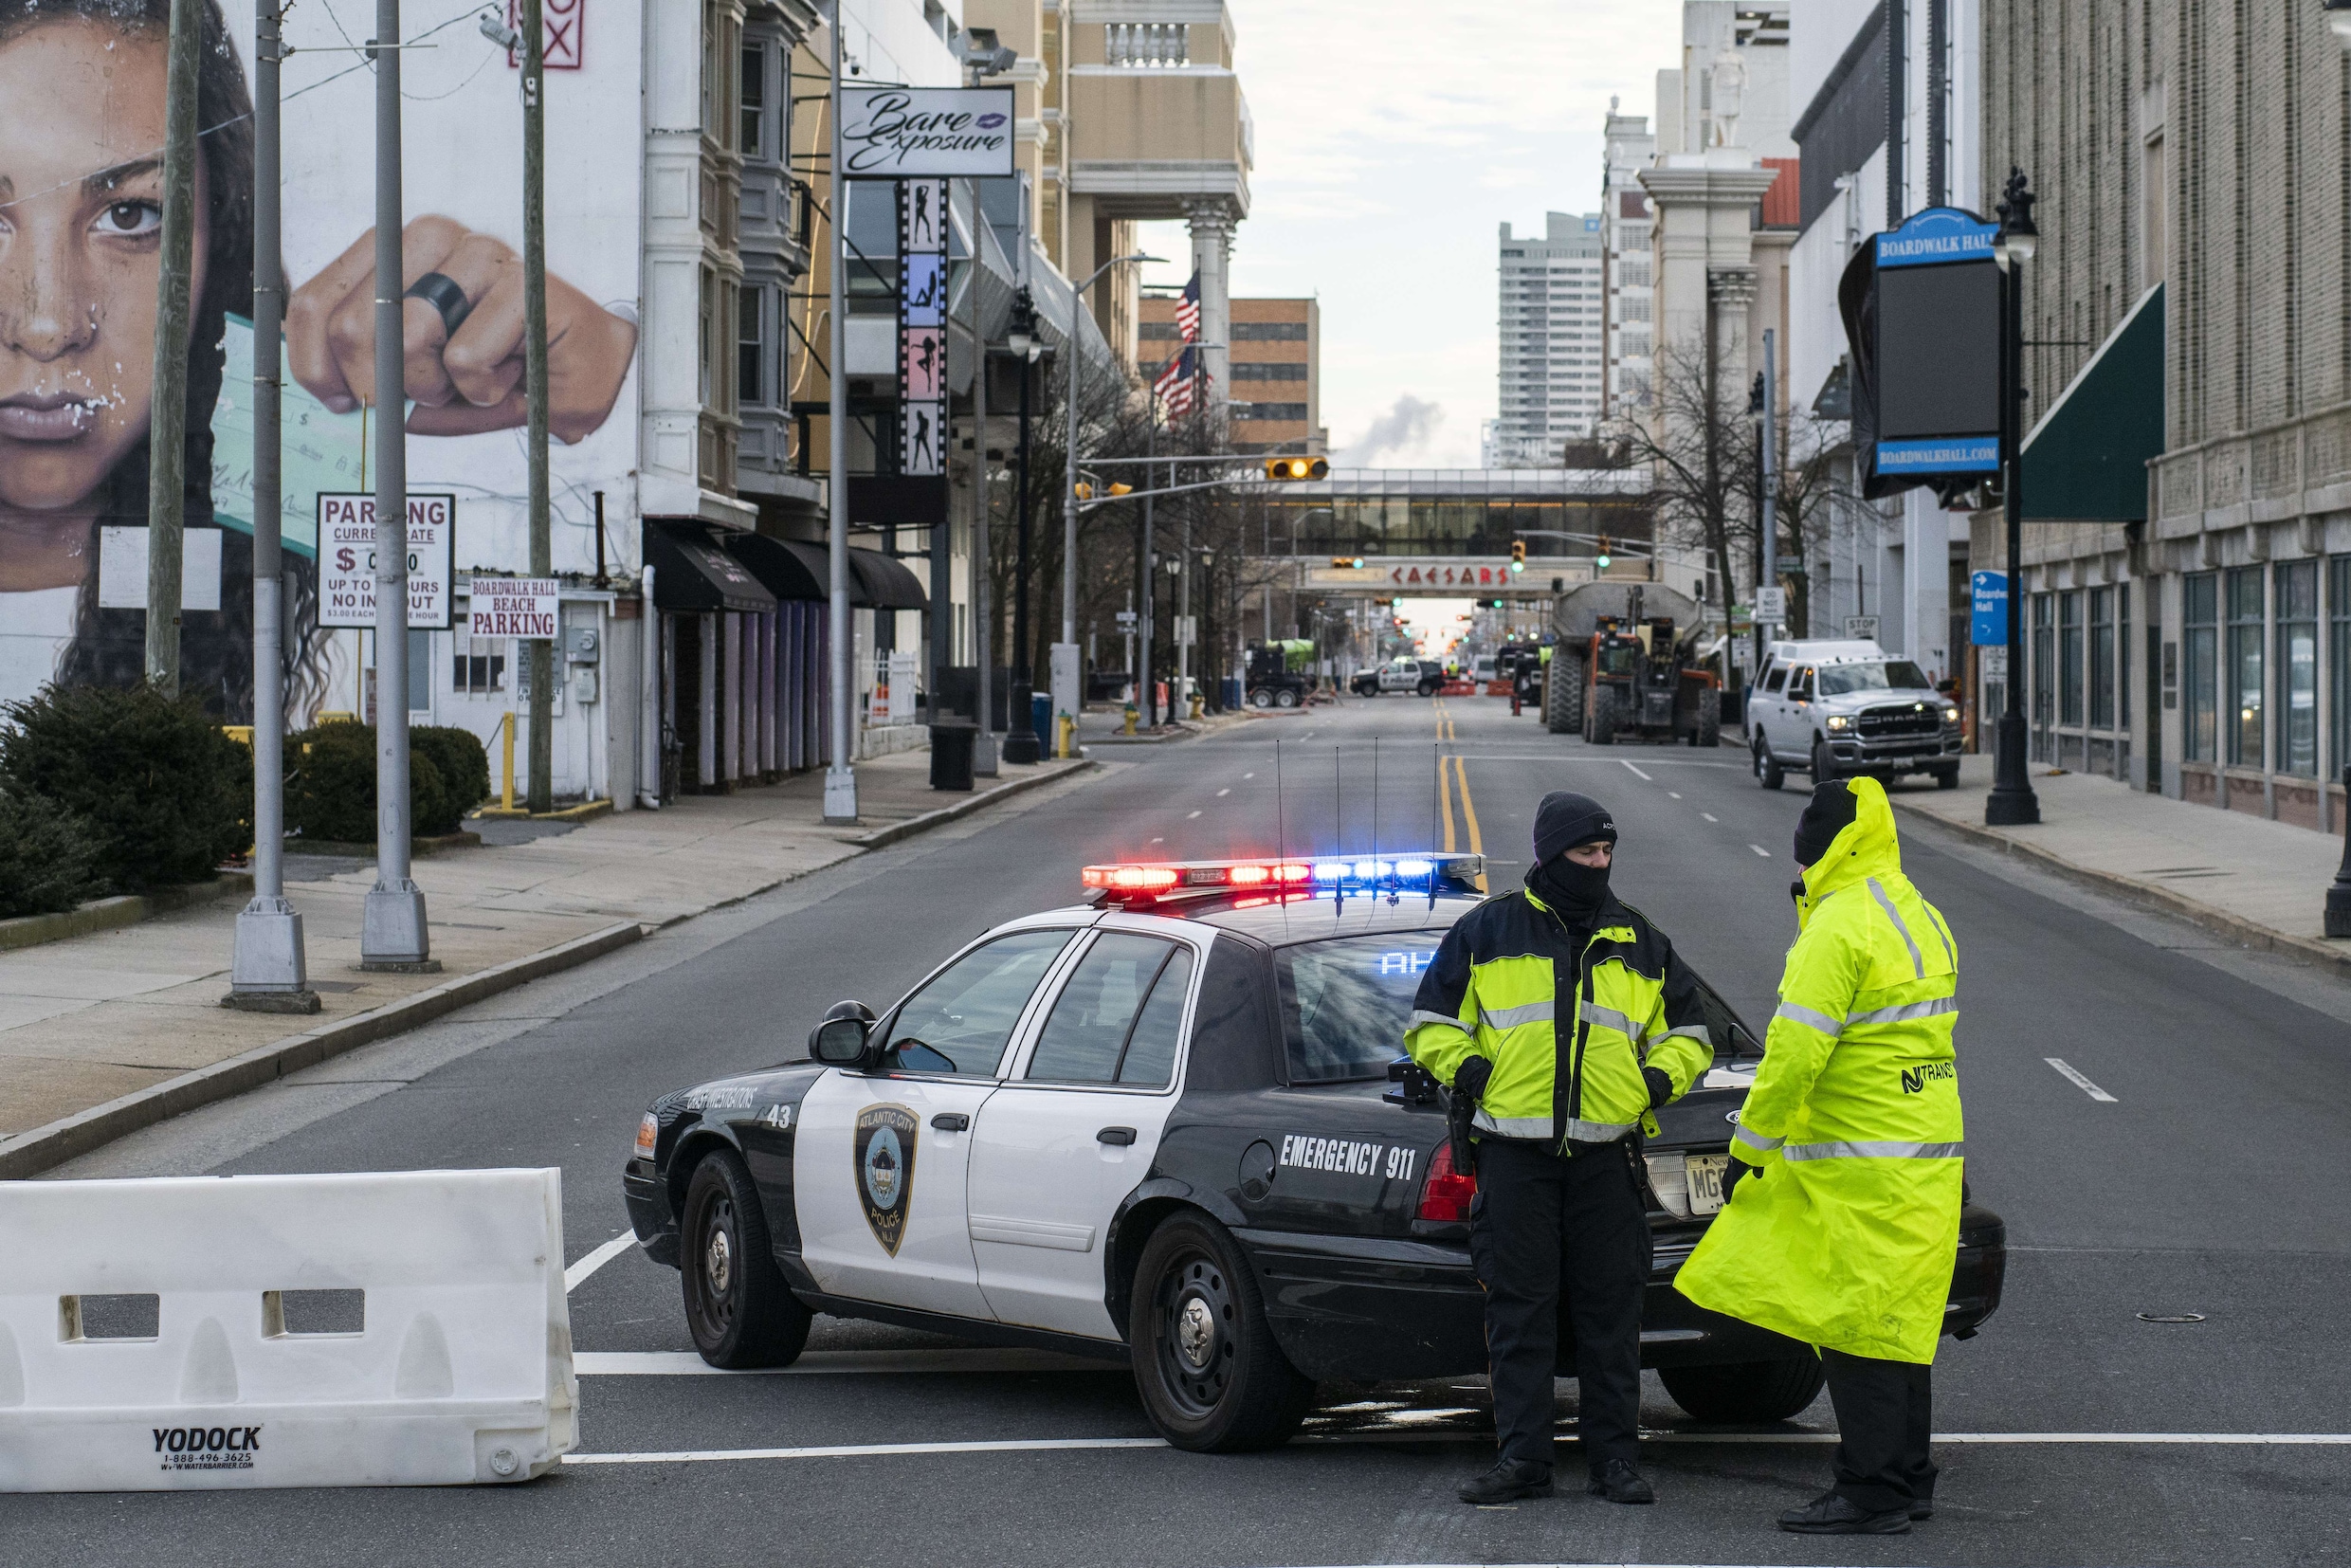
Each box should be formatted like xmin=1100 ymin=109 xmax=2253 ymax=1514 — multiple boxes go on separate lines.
xmin=1056 ymin=713 xmax=1078 ymax=757
xmin=1122 ymin=702 xmax=1139 ymax=736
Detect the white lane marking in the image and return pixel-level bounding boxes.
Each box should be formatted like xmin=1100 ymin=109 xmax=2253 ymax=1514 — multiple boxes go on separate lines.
xmin=575 ymin=1348 xmax=1112 ymax=1377
xmin=2046 ymin=1057 xmax=2119 ymax=1102
xmin=1668 ymin=792 xmax=1681 ymax=800
xmin=1186 ymin=810 xmax=1201 ymax=819
xmin=564 ymin=1232 xmax=638 ymax=1293
xmin=564 ymin=1431 xmax=2351 ymax=1468
xmin=1621 ymin=760 xmax=1652 ymax=781
xmin=1749 ymin=844 xmax=1772 ymax=858
xmin=1243 ymin=772 xmax=1255 ymax=779
xmin=1701 ymin=812 xmax=1719 ymax=823
xmin=1216 ymin=788 xmax=1230 ymax=797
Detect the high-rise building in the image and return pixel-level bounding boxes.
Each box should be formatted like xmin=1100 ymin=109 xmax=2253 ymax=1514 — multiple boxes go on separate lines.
xmin=1137 ymin=295 xmax=1321 ymax=452
xmin=1493 ymin=212 xmax=1607 ymax=466
xmin=1600 ymin=103 xmax=1657 ymax=419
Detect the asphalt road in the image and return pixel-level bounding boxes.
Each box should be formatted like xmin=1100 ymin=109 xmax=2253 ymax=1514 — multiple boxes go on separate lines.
xmin=10 ymin=694 xmax=2351 ymax=1567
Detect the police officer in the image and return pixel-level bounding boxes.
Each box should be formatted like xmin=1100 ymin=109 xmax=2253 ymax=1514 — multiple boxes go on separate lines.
xmin=1406 ymin=791 xmax=1716 ymax=1506
xmin=1676 ymin=776 xmax=1963 ymax=1536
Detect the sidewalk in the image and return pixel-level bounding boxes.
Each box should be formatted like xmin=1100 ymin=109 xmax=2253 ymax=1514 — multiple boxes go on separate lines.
xmin=1892 ymin=753 xmax=2351 ymax=975
xmin=0 ymin=748 xmax=1093 ymax=1174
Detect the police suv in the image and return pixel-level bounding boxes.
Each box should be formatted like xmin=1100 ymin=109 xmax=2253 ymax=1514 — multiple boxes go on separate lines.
xmin=622 ymin=855 xmax=2006 ymax=1452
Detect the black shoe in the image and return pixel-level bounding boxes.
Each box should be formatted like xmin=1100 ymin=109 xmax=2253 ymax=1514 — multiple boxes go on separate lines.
xmin=1910 ymin=1497 xmax=1935 ymax=1521
xmin=1458 ymin=1458 xmax=1554 ymax=1504
xmin=1586 ymin=1458 xmax=1655 ymax=1504
xmin=1777 ymin=1490 xmax=1911 ymax=1535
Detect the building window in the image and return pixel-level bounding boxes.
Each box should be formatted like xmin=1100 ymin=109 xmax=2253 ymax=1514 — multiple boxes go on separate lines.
xmin=699 ymin=267 xmax=716 ymax=405
xmin=2119 ymin=583 xmax=2131 ymax=732
xmin=2059 ymin=592 xmax=2084 ymax=726
xmin=2088 ymin=588 xmax=2115 ymax=729
xmin=740 ymin=41 xmax=767 ymax=158
xmin=2226 ymin=567 xmax=2264 ymax=768
xmin=738 ymin=283 xmax=764 ymax=407
xmin=2031 ymin=593 xmax=2054 ymax=745
xmin=1230 ymin=321 xmax=1309 ymax=341
xmin=2277 ymin=559 xmax=2318 ymax=777
xmin=2184 ymin=572 xmax=2218 ymax=760
xmin=2333 ymin=557 xmax=2351 ymax=776
xmin=1230 ymin=361 xmax=1309 ymax=381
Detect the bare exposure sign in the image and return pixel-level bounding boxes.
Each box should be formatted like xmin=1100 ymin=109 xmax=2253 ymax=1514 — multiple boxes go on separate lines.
xmin=840 ymin=87 xmax=1014 ymax=176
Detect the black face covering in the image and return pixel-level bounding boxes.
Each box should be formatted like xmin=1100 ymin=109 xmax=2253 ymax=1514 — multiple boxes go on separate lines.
xmin=1527 ymin=852 xmax=1612 ymax=929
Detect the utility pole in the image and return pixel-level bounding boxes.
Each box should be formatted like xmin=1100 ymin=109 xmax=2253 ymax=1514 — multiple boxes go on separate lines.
xmin=228 ymin=0 xmax=317 ymax=1012
xmin=1759 ymin=326 xmax=1777 ymax=670
xmin=969 ymin=180 xmax=995 ymax=775
xmin=360 ymin=0 xmax=431 ymax=970
xmin=523 ymin=0 xmax=554 ymax=812
xmin=143 ymin=0 xmax=203 ymax=695
xmin=822 ymin=8 xmax=858 ymax=821
xmin=1004 ymin=282 xmax=1040 ymax=765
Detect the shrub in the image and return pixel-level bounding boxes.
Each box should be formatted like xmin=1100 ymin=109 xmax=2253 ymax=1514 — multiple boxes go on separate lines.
xmin=285 ymin=722 xmax=450 ymax=846
xmin=0 ymin=683 xmax=251 ymax=892
xmin=0 ymin=788 xmax=100 ymax=919
xmin=410 ymin=725 xmax=490 ymax=831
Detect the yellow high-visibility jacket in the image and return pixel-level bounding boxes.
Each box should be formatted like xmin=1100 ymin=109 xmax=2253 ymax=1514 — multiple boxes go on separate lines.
xmin=1404 ymin=885 xmax=1714 ymax=1147
xmin=1675 ymin=776 xmax=1963 ymax=1363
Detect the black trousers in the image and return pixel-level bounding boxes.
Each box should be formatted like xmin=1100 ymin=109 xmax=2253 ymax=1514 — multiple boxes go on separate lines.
xmin=1468 ymin=1138 xmax=1651 ymax=1469
xmin=1823 ymin=1348 xmax=1937 ymax=1513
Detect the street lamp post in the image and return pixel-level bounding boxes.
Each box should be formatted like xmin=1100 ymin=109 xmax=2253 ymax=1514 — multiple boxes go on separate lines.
xmin=1985 ymin=167 xmax=2042 ymax=827
xmin=1061 ymin=252 xmax=1160 ymax=655
xmin=1005 ymin=291 xmax=1045 ymax=763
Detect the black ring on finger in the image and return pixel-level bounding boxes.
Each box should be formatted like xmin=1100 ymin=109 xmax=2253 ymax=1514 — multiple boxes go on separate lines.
xmin=403 ymin=271 xmax=473 ymax=337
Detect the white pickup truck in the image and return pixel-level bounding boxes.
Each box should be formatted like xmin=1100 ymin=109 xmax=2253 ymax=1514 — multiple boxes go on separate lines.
xmin=1744 ymin=639 xmax=1962 ymax=791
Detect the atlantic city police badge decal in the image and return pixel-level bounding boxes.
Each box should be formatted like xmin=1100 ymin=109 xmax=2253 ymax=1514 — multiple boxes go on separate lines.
xmin=854 ymin=1103 xmax=920 ymax=1255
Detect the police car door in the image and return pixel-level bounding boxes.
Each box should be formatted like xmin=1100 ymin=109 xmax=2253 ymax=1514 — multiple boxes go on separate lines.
xmin=794 ymin=927 xmax=1082 ymax=1320
xmin=963 ymin=924 xmax=1202 ymax=1340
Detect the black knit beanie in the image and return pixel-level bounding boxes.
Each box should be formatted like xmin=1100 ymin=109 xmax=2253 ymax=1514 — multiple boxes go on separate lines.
xmin=1793 ymin=779 xmax=1859 ymax=866
xmin=1532 ymin=791 xmax=1617 ymax=866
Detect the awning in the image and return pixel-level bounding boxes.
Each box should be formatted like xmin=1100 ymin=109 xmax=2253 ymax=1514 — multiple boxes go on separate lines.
xmin=644 ymin=520 xmax=776 ymax=613
xmin=2021 ymin=283 xmax=2164 ymax=521
xmin=721 ymin=535 xmax=927 ymax=611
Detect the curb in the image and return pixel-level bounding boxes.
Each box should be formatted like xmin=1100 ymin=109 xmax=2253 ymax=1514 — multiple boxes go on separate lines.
xmin=282 ymin=830 xmax=483 ymax=859
xmin=0 ymin=874 xmax=255 ymax=955
xmin=473 ymin=798 xmax=612 ymax=824
xmin=849 ymin=759 xmax=1101 ymax=848
xmin=1890 ymin=801 xmax=2351 ymax=981
xmin=0 ymin=921 xmax=645 ymax=1179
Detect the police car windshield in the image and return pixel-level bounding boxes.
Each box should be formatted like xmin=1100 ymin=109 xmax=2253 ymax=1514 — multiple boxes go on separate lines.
xmin=1816 ymin=660 xmax=1933 ymax=696
xmin=1276 ymin=933 xmax=1444 ymax=1083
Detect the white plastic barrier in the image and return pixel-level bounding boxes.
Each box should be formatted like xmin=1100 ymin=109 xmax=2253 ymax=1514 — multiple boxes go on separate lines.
xmin=0 ymin=1168 xmax=576 ymax=1490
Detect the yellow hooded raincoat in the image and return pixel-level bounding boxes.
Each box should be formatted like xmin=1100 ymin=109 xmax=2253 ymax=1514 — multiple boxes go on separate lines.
xmin=1673 ymin=776 xmax=1963 ymax=1364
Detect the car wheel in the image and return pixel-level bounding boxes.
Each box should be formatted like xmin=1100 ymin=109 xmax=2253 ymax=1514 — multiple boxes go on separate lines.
xmin=1657 ymin=1357 xmax=1827 ymax=1424
xmin=1273 ymin=686 xmax=1301 ymax=709
xmin=681 ymin=1149 xmax=811 ymax=1369
xmin=1588 ymin=685 xmax=1621 ymax=745
xmin=1248 ymin=687 xmax=1273 ymax=709
xmin=1129 ymin=1212 xmax=1314 ymax=1452
xmin=1754 ymin=737 xmax=1784 ymax=791
xmin=1933 ymin=763 xmax=1960 ymax=790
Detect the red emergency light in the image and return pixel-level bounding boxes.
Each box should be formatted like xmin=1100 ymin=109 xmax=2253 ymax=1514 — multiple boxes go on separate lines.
xmin=1082 ymin=859 xmax=1314 ymax=900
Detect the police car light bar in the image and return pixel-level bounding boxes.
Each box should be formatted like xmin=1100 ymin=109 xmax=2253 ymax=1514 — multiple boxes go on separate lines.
xmin=1082 ymin=854 xmax=1485 ymax=902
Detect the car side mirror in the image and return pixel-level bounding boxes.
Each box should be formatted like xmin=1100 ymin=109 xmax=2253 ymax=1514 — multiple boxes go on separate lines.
xmin=810 ymin=1015 xmax=873 ymax=1067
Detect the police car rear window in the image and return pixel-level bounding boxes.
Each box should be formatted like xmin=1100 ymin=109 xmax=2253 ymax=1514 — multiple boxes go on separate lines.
xmin=1275 ymin=933 xmax=1444 ymax=1083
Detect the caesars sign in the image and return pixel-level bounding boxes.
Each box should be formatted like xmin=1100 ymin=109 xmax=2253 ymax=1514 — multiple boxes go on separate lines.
xmin=840 ymin=87 xmax=1015 ymax=177
xmin=317 ymin=495 xmax=456 ymax=629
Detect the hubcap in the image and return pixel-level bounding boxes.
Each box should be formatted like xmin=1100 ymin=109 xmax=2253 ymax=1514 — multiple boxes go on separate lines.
xmin=1176 ymin=1296 xmax=1216 ymax=1368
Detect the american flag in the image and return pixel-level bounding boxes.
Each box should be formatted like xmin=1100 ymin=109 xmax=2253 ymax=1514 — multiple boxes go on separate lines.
xmin=1153 ymin=344 xmax=1207 ymax=416
xmin=1173 ymin=271 xmax=1201 ymax=342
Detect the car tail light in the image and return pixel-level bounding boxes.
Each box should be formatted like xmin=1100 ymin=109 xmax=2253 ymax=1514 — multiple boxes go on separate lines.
xmin=634 ymin=1112 xmax=659 ymax=1161
xmin=1417 ymin=1140 xmax=1477 ymax=1222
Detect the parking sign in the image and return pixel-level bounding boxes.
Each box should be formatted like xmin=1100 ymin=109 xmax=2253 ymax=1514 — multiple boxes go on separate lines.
xmin=318 ymin=494 xmax=455 ymax=629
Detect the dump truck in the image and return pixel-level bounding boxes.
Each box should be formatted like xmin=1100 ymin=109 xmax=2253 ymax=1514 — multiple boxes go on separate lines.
xmin=1245 ymin=638 xmax=1317 ymax=709
xmin=1542 ymin=581 xmax=1721 ymax=746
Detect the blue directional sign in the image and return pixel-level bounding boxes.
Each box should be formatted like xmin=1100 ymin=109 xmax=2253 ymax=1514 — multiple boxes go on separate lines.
xmin=1970 ymin=571 xmax=2009 ymax=645
xmin=1875 ymin=207 xmax=1998 ymax=268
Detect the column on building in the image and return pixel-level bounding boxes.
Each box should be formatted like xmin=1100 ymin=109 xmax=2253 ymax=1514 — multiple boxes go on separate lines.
xmin=1186 ymin=199 xmax=1235 ymax=407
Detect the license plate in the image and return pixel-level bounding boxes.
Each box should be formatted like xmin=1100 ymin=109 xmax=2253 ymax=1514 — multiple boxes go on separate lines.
xmin=1686 ymin=1154 xmax=1730 ymax=1216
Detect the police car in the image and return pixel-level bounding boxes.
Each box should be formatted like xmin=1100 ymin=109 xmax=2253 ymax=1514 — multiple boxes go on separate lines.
xmin=622 ymin=854 xmax=2006 ymax=1452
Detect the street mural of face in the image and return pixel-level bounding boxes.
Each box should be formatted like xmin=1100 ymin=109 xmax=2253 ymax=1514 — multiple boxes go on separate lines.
xmin=0 ymin=16 xmax=208 ymax=586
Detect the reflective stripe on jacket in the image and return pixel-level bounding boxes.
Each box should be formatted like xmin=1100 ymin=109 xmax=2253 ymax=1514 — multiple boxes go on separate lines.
xmin=1402 ymin=886 xmax=1713 ymax=1148
xmin=1674 ymin=775 xmax=1964 ymax=1364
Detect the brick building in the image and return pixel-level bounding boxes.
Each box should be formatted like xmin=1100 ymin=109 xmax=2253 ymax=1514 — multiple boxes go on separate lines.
xmin=1137 ymin=294 xmax=1322 ymax=453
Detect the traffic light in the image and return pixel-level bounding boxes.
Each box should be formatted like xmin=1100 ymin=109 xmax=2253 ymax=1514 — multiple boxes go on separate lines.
xmin=1329 ymin=556 xmax=1363 ymax=569
xmin=1510 ymin=539 xmax=1525 ymax=574
xmin=1073 ymin=482 xmax=1133 ymax=501
xmin=1595 ymin=534 xmax=1613 ymax=572
xmin=1264 ymin=457 xmax=1330 ymax=481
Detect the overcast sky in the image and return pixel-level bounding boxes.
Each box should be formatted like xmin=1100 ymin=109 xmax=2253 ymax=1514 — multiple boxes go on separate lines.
xmin=1131 ymin=1 xmax=1684 ymax=470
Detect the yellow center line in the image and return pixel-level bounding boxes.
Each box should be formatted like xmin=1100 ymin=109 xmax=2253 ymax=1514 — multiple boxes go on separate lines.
xmin=1453 ymin=754 xmax=1486 ymax=892
xmin=1438 ymin=750 xmax=1456 ymax=853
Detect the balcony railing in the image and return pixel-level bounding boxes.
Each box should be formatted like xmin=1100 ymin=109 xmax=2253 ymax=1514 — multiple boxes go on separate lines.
xmin=1105 ymin=21 xmax=1187 ymax=66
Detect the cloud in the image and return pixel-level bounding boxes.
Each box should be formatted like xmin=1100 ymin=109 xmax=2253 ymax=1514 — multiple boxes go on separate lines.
xmin=1337 ymin=394 xmax=1446 ymax=467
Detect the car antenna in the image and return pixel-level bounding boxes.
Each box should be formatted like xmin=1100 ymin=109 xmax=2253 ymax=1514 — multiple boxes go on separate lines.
xmin=1274 ymin=738 xmax=1285 ymax=878
xmin=1333 ymin=741 xmax=1343 ymax=908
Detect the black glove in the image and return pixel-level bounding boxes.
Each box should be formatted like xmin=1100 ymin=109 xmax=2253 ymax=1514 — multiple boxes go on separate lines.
xmin=1721 ymin=1159 xmax=1756 ymax=1205
xmin=1452 ymin=1055 xmax=1493 ymax=1104
xmin=1642 ymin=1067 xmax=1673 ymax=1109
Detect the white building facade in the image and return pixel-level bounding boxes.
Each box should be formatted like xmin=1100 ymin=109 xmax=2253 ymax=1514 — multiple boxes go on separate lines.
xmin=1493 ymin=213 xmax=1608 ymax=467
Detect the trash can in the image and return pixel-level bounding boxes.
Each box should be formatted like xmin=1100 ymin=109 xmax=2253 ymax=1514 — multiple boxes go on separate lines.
xmin=929 ymin=723 xmax=975 ymax=792
xmin=1030 ymin=693 xmax=1052 ymax=757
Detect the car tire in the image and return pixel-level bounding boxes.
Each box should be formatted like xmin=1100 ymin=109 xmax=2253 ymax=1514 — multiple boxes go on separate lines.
xmin=1547 ymin=653 xmax=1585 ymax=735
xmin=1811 ymin=738 xmax=1839 ymax=784
xmin=1418 ymin=681 xmax=1439 ymax=698
xmin=1129 ymin=1212 xmax=1314 ymax=1453
xmin=1657 ymin=1357 xmax=1827 ymax=1424
xmin=1754 ymin=737 xmax=1784 ymax=791
xmin=1933 ymin=763 xmax=1960 ymax=790
xmin=1588 ymin=685 xmax=1621 ymax=745
xmin=1273 ymin=686 xmax=1301 ymax=709
xmin=1694 ymin=692 xmax=1722 ymax=748
xmin=1248 ymin=687 xmax=1274 ymax=709
xmin=681 ymin=1149 xmax=811 ymax=1370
